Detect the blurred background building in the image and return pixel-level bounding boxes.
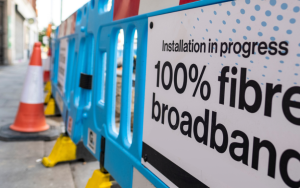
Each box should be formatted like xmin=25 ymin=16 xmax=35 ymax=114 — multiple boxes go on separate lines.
xmin=0 ymin=0 xmax=38 ymax=65
xmin=0 ymin=0 xmax=91 ymax=65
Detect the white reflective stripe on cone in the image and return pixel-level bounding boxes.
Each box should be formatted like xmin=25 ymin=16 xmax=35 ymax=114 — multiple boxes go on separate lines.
xmin=21 ymin=66 xmax=44 ymax=104
xmin=43 ymin=58 xmax=51 ymax=71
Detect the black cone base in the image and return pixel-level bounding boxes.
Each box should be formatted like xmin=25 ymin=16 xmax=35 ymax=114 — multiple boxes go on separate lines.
xmin=0 ymin=124 xmax=60 ymax=141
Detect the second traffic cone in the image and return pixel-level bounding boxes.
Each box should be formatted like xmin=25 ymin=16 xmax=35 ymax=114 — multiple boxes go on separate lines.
xmin=10 ymin=42 xmax=50 ymax=133
xmin=43 ymin=48 xmax=51 ymax=83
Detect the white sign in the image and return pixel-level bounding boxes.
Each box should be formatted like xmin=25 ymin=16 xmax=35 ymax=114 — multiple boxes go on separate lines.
xmin=87 ymin=128 xmax=97 ymax=154
xmin=143 ymin=1 xmax=300 ymax=188
xmin=58 ymin=38 xmax=68 ymax=95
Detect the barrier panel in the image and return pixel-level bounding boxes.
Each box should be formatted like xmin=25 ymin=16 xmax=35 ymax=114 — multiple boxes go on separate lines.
xmin=50 ymin=0 xmax=300 ymax=187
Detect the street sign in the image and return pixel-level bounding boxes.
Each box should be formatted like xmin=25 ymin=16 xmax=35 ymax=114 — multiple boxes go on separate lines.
xmin=142 ymin=1 xmax=300 ymax=187
xmin=87 ymin=128 xmax=97 ymax=154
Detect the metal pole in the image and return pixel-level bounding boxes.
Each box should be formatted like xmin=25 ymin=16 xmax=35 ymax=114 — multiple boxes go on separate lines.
xmin=60 ymin=0 xmax=63 ymax=23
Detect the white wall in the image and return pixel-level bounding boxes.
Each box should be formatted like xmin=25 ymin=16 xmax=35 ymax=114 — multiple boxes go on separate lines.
xmin=7 ymin=0 xmax=38 ymax=64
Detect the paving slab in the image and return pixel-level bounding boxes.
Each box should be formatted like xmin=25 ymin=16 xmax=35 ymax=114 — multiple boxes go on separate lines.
xmin=1 ymin=93 xmax=21 ymax=100
xmin=0 ymin=158 xmax=75 ymax=188
xmin=0 ymin=99 xmax=7 ymax=106
xmin=0 ymin=63 xmax=100 ymax=188
xmin=44 ymin=140 xmax=56 ymax=157
xmin=0 ymin=107 xmax=18 ymax=118
xmin=0 ymin=118 xmax=15 ymax=127
xmin=0 ymin=141 xmax=44 ymax=159
xmin=3 ymin=100 xmax=20 ymax=107
xmin=70 ymin=161 xmax=99 ymax=188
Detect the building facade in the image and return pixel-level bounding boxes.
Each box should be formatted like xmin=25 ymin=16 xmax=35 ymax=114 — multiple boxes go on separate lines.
xmin=0 ymin=0 xmax=38 ymax=65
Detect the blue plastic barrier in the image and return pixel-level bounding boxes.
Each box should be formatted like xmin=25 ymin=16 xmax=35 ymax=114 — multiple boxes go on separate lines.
xmin=51 ymin=0 xmax=233 ymax=187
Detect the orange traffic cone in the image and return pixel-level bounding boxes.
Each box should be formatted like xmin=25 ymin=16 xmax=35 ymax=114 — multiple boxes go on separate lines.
xmin=43 ymin=48 xmax=51 ymax=83
xmin=10 ymin=42 xmax=50 ymax=132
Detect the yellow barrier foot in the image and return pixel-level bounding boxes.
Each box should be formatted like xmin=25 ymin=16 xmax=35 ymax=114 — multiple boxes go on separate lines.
xmin=44 ymin=81 xmax=51 ymax=92
xmin=44 ymin=98 xmax=55 ymax=116
xmin=44 ymin=81 xmax=52 ymax=104
xmin=45 ymin=98 xmax=61 ymax=116
xmin=85 ymin=170 xmax=112 ymax=188
xmin=42 ymin=134 xmax=76 ymax=167
xmin=44 ymin=92 xmax=51 ymax=104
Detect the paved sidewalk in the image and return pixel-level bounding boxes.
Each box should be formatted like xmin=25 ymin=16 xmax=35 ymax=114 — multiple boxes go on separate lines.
xmin=0 ymin=63 xmax=99 ymax=188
